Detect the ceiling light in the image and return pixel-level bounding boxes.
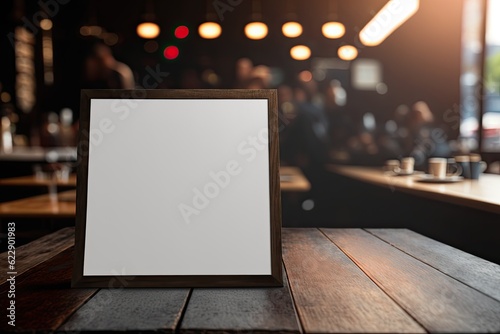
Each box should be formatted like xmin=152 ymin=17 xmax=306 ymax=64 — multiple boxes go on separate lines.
xmin=322 ymin=22 xmax=345 ymax=39
xmin=282 ymin=21 xmax=303 ymax=38
xmin=198 ymin=22 xmax=222 ymax=39
xmin=359 ymin=0 xmax=419 ymax=46
xmin=290 ymin=45 xmax=311 ymax=60
xmin=338 ymin=45 xmax=358 ymax=61
xmin=137 ymin=22 xmax=160 ymax=39
xmin=245 ymin=22 xmax=268 ymax=40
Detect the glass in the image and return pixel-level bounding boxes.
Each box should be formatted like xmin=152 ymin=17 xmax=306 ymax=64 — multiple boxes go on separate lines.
xmin=483 ymin=0 xmax=500 ymax=152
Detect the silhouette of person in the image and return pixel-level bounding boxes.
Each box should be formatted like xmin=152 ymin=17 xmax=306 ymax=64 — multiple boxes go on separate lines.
xmin=83 ymin=42 xmax=134 ymax=89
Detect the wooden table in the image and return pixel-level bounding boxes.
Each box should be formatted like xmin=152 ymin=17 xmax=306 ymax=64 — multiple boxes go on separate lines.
xmin=328 ymin=165 xmax=500 ymax=214
xmin=0 ymin=168 xmax=309 ymax=218
xmin=280 ymin=166 xmax=311 ymax=192
xmin=0 ymin=174 xmax=77 ymax=187
xmin=0 ymin=190 xmax=76 ymax=218
xmin=0 ymin=147 xmax=77 ymax=162
xmin=1 ymin=227 xmax=499 ymax=333
xmin=0 ymin=168 xmax=307 ymax=190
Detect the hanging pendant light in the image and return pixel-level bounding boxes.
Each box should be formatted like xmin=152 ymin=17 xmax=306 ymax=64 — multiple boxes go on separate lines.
xmin=245 ymin=0 xmax=268 ymax=40
xmin=290 ymin=45 xmax=311 ymax=60
xmin=136 ymin=0 xmax=160 ymax=39
xmin=199 ymin=0 xmax=222 ymax=39
xmin=282 ymin=0 xmax=302 ymax=38
xmin=338 ymin=45 xmax=358 ymax=61
xmin=199 ymin=22 xmax=222 ymax=39
xmin=322 ymin=0 xmax=345 ymax=39
xmin=282 ymin=21 xmax=302 ymax=38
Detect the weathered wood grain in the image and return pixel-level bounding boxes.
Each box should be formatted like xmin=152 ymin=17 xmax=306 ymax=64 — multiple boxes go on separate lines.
xmin=0 ymin=247 xmax=96 ymax=333
xmin=59 ymin=288 xmax=190 ymax=333
xmin=322 ymin=228 xmax=500 ymax=333
xmin=180 ymin=267 xmax=301 ymax=333
xmin=366 ymin=228 xmax=500 ymax=302
xmin=282 ymin=228 xmax=425 ymax=333
xmin=0 ymin=227 xmax=75 ymax=283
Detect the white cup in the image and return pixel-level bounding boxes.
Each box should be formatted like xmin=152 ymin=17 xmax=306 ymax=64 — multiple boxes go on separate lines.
xmin=429 ymin=157 xmax=461 ymax=179
xmin=395 ymin=157 xmax=414 ymax=174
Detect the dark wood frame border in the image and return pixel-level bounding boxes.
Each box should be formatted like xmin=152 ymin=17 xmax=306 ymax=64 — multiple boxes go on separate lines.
xmin=72 ymin=89 xmax=282 ymax=288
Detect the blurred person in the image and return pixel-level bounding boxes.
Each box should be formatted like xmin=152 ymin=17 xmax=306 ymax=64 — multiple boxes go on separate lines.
xmin=330 ymin=80 xmax=346 ymax=107
xmin=277 ymin=85 xmax=297 ymax=164
xmin=245 ymin=77 xmax=266 ymax=89
xmin=234 ymin=58 xmax=253 ymax=88
xmin=83 ymin=42 xmax=134 ymax=89
xmin=251 ymin=65 xmax=271 ymax=88
xmin=407 ymin=101 xmax=452 ymax=168
xmin=322 ymin=82 xmax=354 ymax=163
xmin=281 ymin=82 xmax=330 ymax=169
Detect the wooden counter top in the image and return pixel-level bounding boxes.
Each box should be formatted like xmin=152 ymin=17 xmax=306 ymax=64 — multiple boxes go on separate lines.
xmin=2 ymin=228 xmax=499 ymax=333
xmin=0 ymin=174 xmax=77 ymax=187
xmin=280 ymin=166 xmax=311 ymax=192
xmin=327 ymin=165 xmax=500 ymax=215
xmin=0 ymin=190 xmax=76 ymax=218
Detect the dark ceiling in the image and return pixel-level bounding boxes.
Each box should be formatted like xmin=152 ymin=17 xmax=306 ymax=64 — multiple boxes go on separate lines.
xmin=1 ymin=0 xmax=463 ymax=137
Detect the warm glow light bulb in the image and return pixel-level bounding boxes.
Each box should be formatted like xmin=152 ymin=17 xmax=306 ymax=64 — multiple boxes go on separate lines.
xmin=198 ymin=22 xmax=222 ymax=39
xmin=40 ymin=19 xmax=53 ymax=31
xmin=290 ymin=45 xmax=311 ymax=60
xmin=282 ymin=21 xmax=303 ymax=38
xmin=322 ymin=22 xmax=345 ymax=39
xmin=137 ymin=22 xmax=160 ymax=39
xmin=244 ymin=22 xmax=268 ymax=40
xmin=338 ymin=45 xmax=358 ymax=61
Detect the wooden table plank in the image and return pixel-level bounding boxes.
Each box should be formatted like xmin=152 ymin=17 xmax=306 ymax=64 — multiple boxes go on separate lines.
xmin=282 ymin=228 xmax=425 ymax=333
xmin=0 ymin=174 xmax=77 ymax=187
xmin=366 ymin=228 xmax=500 ymax=302
xmin=0 ymin=227 xmax=75 ymax=283
xmin=0 ymin=190 xmax=76 ymax=218
xmin=0 ymin=147 xmax=77 ymax=162
xmin=280 ymin=166 xmax=311 ymax=192
xmin=322 ymin=229 xmax=500 ymax=333
xmin=0 ymin=247 xmax=96 ymax=333
xmin=59 ymin=289 xmax=190 ymax=333
xmin=180 ymin=267 xmax=301 ymax=333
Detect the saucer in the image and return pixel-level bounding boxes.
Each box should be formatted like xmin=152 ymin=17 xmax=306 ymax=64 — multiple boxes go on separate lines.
xmin=416 ymin=174 xmax=464 ymax=183
xmin=385 ymin=170 xmax=424 ymax=176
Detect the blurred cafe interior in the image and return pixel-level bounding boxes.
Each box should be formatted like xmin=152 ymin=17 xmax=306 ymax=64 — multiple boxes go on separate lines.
xmin=1 ymin=0 xmax=500 ymax=264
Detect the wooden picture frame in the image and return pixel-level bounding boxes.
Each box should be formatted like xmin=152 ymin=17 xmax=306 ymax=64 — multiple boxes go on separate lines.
xmin=72 ymin=89 xmax=282 ymax=288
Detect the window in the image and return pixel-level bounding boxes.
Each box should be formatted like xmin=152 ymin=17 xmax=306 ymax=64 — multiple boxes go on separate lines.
xmin=483 ymin=0 xmax=500 ymax=152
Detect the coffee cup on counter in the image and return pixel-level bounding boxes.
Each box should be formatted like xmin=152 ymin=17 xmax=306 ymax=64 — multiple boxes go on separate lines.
xmin=384 ymin=159 xmax=400 ymax=172
xmin=394 ymin=157 xmax=415 ymax=174
xmin=455 ymin=155 xmax=471 ymax=179
xmin=454 ymin=154 xmax=487 ymax=179
xmin=428 ymin=157 xmax=461 ymax=179
xmin=470 ymin=154 xmax=487 ymax=180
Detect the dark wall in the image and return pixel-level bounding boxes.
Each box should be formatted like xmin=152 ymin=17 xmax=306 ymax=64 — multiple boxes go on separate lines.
xmin=2 ymin=0 xmax=463 ymax=138
xmin=346 ymin=0 xmax=462 ymax=135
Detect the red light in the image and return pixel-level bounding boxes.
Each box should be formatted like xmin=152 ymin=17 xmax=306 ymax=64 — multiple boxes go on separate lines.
xmin=174 ymin=26 xmax=189 ymax=39
xmin=163 ymin=46 xmax=179 ymax=60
